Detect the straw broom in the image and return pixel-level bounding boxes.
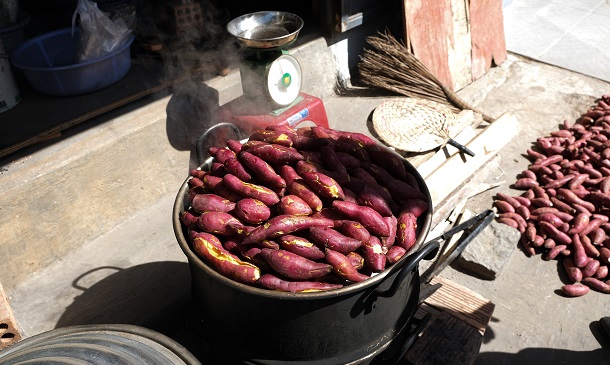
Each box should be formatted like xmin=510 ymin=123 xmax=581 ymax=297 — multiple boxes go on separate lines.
xmin=358 ymin=31 xmax=494 ymax=123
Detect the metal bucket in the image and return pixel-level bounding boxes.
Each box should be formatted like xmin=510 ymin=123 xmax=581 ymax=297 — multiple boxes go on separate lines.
xmin=0 ymin=39 xmax=20 ymax=113
xmin=0 ymin=324 xmax=202 ymax=365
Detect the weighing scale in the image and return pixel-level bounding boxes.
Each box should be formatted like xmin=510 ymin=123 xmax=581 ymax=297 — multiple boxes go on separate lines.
xmin=215 ymin=11 xmax=329 ymax=135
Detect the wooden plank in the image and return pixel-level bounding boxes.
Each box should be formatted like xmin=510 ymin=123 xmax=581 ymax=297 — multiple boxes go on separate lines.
xmin=424 ymin=113 xmax=519 ymax=207
xmin=0 ymin=283 xmax=24 ymax=349
xmin=469 ymin=0 xmax=507 ymax=80
xmin=402 ymin=0 xmax=455 ymax=90
xmin=404 ymin=303 xmax=482 ymax=365
xmin=423 ymin=276 xmax=495 ymax=335
xmin=448 ymin=0 xmax=473 ymax=91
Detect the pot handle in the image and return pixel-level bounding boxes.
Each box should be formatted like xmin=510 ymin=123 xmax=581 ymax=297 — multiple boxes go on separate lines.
xmin=376 ymin=240 xmax=439 ymax=298
xmin=195 ymin=122 xmax=242 ymax=164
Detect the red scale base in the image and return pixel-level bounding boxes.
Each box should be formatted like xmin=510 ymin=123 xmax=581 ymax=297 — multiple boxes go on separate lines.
xmin=215 ymin=92 xmax=329 ymax=135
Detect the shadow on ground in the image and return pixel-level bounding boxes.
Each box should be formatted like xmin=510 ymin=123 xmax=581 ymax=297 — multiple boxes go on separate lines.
xmin=54 ymin=261 xmax=192 ymax=338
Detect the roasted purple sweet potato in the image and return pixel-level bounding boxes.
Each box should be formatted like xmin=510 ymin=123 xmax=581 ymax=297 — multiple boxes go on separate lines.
xmin=257 ymin=274 xmax=343 ymax=292
xmin=277 ymin=194 xmax=313 ymax=216
xmin=301 ymin=171 xmax=345 ymax=200
xmin=396 ymin=212 xmax=418 ymax=251
xmin=239 ymin=151 xmax=286 ymax=190
xmin=192 ymin=234 xmax=260 ymax=284
xmin=259 ymin=248 xmax=332 ymax=280
xmin=309 ymin=226 xmax=363 ymax=254
xmin=223 ymin=174 xmax=280 ymax=206
xmin=245 ymin=142 xmax=304 ymax=165
xmin=242 ymin=215 xmax=335 ymax=244
xmin=338 ymin=220 xmax=371 ymax=243
xmin=331 ymin=200 xmax=390 ymax=236
xmin=197 ymin=211 xmax=243 ymax=235
xmin=356 ymin=184 xmax=393 ymax=217
xmin=278 ymin=234 xmax=325 ymax=260
xmin=234 ymin=198 xmax=271 ymax=224
xmin=287 ymin=180 xmax=324 ymax=212
xmin=191 ymin=194 xmax=236 ymax=213
xmin=325 ymin=249 xmax=370 ymax=282
xmin=361 ymin=236 xmax=386 ymax=272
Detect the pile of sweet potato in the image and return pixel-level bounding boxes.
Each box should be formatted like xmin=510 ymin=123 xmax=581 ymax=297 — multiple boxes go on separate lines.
xmin=180 ymin=125 xmax=428 ymax=292
xmin=494 ymin=94 xmax=610 ymax=297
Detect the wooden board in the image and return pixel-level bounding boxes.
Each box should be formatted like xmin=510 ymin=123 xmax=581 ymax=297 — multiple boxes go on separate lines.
xmin=402 ymin=0 xmax=455 ymax=90
xmin=422 ymin=112 xmax=519 ymax=207
xmin=469 ymin=0 xmax=508 ymax=80
xmin=402 ymin=0 xmax=507 ymax=91
xmin=403 ymin=276 xmax=494 ymax=365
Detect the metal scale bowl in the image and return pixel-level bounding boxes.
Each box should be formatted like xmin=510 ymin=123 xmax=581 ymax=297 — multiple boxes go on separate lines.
xmin=207 ymin=11 xmax=329 ymax=150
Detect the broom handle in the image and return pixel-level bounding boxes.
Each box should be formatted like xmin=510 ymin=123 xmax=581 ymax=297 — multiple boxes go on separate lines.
xmin=438 ymin=82 xmax=495 ymax=123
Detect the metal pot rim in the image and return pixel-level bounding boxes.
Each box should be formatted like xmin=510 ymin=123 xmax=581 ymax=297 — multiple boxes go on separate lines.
xmin=172 ymin=146 xmax=433 ymax=300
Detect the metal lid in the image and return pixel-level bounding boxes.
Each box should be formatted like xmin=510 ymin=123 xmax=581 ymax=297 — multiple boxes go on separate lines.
xmin=0 ymin=324 xmax=202 ymax=365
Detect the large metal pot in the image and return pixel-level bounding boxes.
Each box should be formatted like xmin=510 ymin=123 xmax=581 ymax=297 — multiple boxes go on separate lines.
xmin=226 ymin=11 xmax=304 ymax=49
xmin=173 ymin=148 xmax=435 ymax=364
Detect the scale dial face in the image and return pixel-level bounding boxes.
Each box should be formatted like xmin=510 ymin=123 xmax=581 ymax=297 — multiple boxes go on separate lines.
xmin=265 ymin=54 xmax=302 ymax=106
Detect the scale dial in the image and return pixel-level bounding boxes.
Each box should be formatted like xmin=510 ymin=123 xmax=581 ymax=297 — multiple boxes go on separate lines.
xmin=265 ymin=54 xmax=302 ymax=106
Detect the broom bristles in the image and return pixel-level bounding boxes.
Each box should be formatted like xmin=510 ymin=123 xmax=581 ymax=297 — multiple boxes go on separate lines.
xmin=358 ymin=31 xmax=493 ymax=122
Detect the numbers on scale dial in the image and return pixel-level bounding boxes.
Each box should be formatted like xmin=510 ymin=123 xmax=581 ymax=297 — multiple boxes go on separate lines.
xmin=267 ymin=54 xmax=302 ymax=106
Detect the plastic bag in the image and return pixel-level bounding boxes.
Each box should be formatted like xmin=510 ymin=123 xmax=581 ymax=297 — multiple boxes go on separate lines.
xmin=72 ymin=0 xmax=132 ymax=62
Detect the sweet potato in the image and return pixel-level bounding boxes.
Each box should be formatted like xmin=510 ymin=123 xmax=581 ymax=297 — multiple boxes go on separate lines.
xmin=279 ymin=165 xmax=302 ymax=186
xmin=494 ymin=200 xmax=515 ymax=214
xmin=287 ymin=180 xmax=324 ymax=212
xmin=249 ymin=129 xmax=293 ymax=147
xmin=277 ymin=235 xmax=325 ymax=260
xmin=319 ymin=144 xmax=347 ymax=173
xmin=301 ymin=151 xmax=325 ymax=166
xmin=356 ymin=184 xmax=393 ymax=217
xmin=338 ymin=220 xmax=371 ymax=243
xmin=192 ymin=234 xmax=260 ymax=284
xmin=243 ymin=215 xmax=335 ymax=244
xmin=539 ymin=221 xmax=572 ymax=245
xmin=367 ymin=149 xmax=408 ymax=181
xmin=361 ymin=236 xmax=386 ymax=272
xmin=265 ymin=124 xmax=298 ymax=139
xmin=197 ymin=211 xmax=243 ymax=235
xmin=567 ymin=213 xmax=590 ymax=234
xmin=497 ymin=217 xmax=519 ymax=229
xmin=381 ymin=215 xmax=398 ymax=248
xmin=396 ymin=211 xmax=418 ymax=251
xmin=582 ymin=259 xmax=600 ymax=278
xmin=224 ymin=157 xmax=252 ymax=182
xmin=234 ymin=198 xmax=271 ymax=224
xmin=257 ymin=274 xmax=342 ymax=292
xmin=180 ymin=209 xmax=199 ymax=229
xmin=386 ymin=245 xmax=407 ymax=264
xmin=309 ymin=226 xmax=363 ymax=254
xmin=209 ymin=147 xmax=237 ymax=163
xmin=191 ymin=193 xmax=236 ymax=213
xmin=557 ymin=188 xmax=595 ymax=212
xmin=336 ymin=151 xmax=362 ymax=169
xmin=226 ymin=139 xmax=243 ymax=153
xmin=301 ymin=171 xmax=345 ymax=200
xmin=545 ymin=244 xmax=568 ymax=261
xmin=277 ymin=195 xmax=313 ymax=216
xmin=561 ymin=284 xmax=590 ymax=297
xmin=350 ymin=168 xmax=377 ymax=186
xmin=292 ymin=135 xmax=330 ymax=151
xmin=239 ymin=151 xmax=286 ymax=190
xmin=202 ymin=175 xmax=243 ymax=202
xmin=332 ymin=200 xmax=390 ymax=236
xmin=596 ymin=265 xmax=609 ymax=280
xmin=571 ymin=234 xmax=588 ymax=268
xmin=363 ymin=163 xmax=425 ymax=200
xmin=260 ymin=248 xmax=332 ymax=280
xmin=347 ymin=251 xmax=365 ymax=270
xmin=245 ymin=142 xmax=304 ymax=165
xmin=325 ymin=248 xmax=370 ymax=282
xmin=582 ymin=277 xmax=610 ymax=294
xmin=223 ymin=174 xmax=280 ymax=206
xmin=562 ymin=258 xmax=583 ymax=283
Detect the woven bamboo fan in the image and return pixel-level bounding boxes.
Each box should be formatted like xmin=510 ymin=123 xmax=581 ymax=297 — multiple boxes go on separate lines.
xmin=372 ymin=98 xmax=475 ymax=156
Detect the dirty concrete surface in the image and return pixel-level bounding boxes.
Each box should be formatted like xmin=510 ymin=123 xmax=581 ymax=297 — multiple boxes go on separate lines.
xmin=6 ymin=52 xmax=610 ymax=365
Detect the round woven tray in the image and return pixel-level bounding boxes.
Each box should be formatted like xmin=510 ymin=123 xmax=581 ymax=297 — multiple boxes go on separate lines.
xmin=372 ymin=98 xmax=458 ymax=152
